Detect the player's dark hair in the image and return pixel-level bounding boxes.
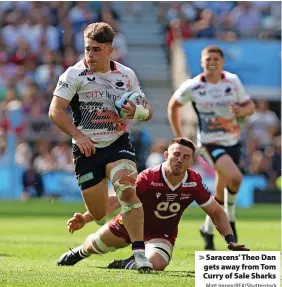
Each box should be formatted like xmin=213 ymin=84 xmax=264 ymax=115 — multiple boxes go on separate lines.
xmin=84 ymin=22 xmax=115 ymax=44
xmin=202 ymin=45 xmax=224 ymax=59
xmin=169 ymin=138 xmax=196 ymax=154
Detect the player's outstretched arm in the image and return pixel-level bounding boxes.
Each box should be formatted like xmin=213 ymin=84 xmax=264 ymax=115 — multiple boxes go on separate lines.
xmin=201 ymin=199 xmax=250 ymax=251
xmin=67 ymin=211 xmax=94 ymax=233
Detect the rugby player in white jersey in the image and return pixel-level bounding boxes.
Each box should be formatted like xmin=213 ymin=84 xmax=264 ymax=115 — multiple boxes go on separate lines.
xmin=167 ymin=46 xmax=255 ymax=250
xmin=49 ymin=22 xmax=153 ymax=272
xmin=56 ymin=138 xmax=249 ymax=270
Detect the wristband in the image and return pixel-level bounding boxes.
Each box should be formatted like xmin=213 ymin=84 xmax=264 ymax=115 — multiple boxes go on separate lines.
xmin=133 ymin=104 xmax=149 ymax=121
xmin=225 ymin=234 xmax=236 ymax=244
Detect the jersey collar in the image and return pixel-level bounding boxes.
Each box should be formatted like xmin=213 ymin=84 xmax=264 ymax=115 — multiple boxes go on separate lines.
xmin=200 ymin=72 xmax=225 ymax=83
xmin=83 ymin=59 xmax=117 ymax=71
xmin=161 ymin=163 xmax=188 ymax=191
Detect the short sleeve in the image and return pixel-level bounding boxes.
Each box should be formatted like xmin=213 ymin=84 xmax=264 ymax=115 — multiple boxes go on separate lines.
xmin=234 ymin=75 xmax=251 ymax=104
xmin=173 ymin=79 xmax=193 ymax=104
xmin=127 ymin=68 xmax=146 ymax=98
xmin=194 ymin=173 xmax=213 ymax=207
xmin=135 ymin=171 xmax=149 ymax=199
xmin=53 ymin=68 xmax=79 ymax=101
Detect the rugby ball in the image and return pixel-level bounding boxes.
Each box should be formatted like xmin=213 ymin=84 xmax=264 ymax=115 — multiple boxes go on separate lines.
xmin=114 ymin=91 xmax=143 ymax=119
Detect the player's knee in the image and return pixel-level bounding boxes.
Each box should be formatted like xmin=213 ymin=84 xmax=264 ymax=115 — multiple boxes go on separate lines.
xmin=119 ymin=187 xmax=138 ymax=203
xmin=229 ymin=173 xmax=242 ymax=191
xmin=148 ymin=255 xmax=168 ymax=271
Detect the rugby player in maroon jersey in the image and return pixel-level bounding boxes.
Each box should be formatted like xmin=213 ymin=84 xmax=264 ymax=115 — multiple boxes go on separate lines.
xmin=57 ymin=138 xmax=249 ymax=271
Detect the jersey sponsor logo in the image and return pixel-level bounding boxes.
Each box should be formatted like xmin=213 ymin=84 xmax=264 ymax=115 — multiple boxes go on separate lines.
xmin=166 ymin=194 xmax=178 ymax=202
xmin=115 ymin=80 xmax=126 ymax=91
xmin=116 ymin=81 xmax=124 ymax=87
xmin=199 ymin=91 xmax=206 ymax=96
xmin=182 ymin=182 xmax=197 ymax=187
xmin=225 ymin=87 xmax=232 ymax=94
xmin=151 ymin=181 xmax=164 ymax=187
xmin=118 ymin=150 xmax=135 ymax=156
xmin=85 ymin=89 xmax=119 ymax=101
xmin=180 ymin=193 xmax=191 ymax=200
xmin=87 ymin=77 xmax=95 ymax=82
xmin=77 ymin=102 xmax=126 ymax=133
xmin=58 ymin=80 xmax=68 ymax=88
xmin=154 ymin=202 xmax=180 ymax=219
xmin=156 ymin=192 xmax=161 ymax=198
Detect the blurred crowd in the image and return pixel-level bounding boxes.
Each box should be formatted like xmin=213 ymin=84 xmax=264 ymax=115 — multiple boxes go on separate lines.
xmin=0 ymin=1 xmax=128 ymax=174
xmin=0 ymin=2 xmax=280 ymax=199
xmin=157 ymin=1 xmax=281 ymax=49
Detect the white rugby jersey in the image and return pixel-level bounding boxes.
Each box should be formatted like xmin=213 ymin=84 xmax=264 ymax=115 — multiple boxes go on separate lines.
xmin=174 ymin=71 xmax=251 ymax=146
xmin=54 ymin=59 xmax=145 ymax=148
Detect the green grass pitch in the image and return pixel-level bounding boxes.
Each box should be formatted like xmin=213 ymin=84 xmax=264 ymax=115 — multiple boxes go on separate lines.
xmin=0 ymin=200 xmax=280 ymax=287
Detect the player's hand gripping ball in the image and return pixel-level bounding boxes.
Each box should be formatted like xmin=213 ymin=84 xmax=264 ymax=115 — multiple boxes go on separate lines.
xmin=114 ymin=92 xmax=144 ymax=119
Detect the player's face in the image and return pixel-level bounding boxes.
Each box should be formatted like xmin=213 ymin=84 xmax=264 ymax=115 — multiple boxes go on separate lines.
xmin=84 ymin=37 xmax=113 ymax=72
xmin=201 ymin=52 xmax=224 ymax=74
xmin=164 ymin=143 xmax=194 ymax=176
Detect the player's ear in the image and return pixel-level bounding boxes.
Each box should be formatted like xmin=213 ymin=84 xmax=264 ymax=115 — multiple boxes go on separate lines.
xmin=164 ymin=151 xmax=168 ymax=160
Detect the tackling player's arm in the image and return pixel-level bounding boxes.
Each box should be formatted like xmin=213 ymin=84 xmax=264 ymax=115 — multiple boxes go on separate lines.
xmin=67 ymin=195 xmax=120 ymax=233
xmin=229 ymin=75 xmax=255 ymax=118
xmin=196 ymin=174 xmax=250 ymax=251
xmin=201 ymin=201 xmax=249 ymax=250
xmin=168 ymin=80 xmax=193 ymax=137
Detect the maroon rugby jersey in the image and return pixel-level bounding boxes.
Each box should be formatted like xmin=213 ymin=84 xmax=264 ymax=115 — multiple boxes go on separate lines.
xmin=136 ymin=164 xmax=212 ymax=244
xmin=108 ymin=163 xmax=212 ymax=245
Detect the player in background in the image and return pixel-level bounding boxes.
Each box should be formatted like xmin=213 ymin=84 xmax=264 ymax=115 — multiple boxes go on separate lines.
xmin=167 ymin=46 xmax=255 ymax=250
xmin=57 ymin=138 xmax=249 ymax=271
xmin=49 ymin=22 xmax=153 ymax=272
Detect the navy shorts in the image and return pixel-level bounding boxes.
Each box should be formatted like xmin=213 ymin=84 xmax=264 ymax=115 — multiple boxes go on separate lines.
xmin=200 ymin=142 xmax=242 ymax=166
xmin=73 ymin=133 xmax=136 ymax=190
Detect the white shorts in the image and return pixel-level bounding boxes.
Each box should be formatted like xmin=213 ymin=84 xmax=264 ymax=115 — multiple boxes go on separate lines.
xmin=145 ymin=238 xmax=173 ymax=264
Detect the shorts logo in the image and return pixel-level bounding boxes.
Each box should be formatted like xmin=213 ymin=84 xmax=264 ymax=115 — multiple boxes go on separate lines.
xmin=211 ymin=149 xmax=226 ymax=158
xmin=119 ymin=150 xmax=135 ymax=156
xmin=79 ymin=172 xmax=94 ymax=184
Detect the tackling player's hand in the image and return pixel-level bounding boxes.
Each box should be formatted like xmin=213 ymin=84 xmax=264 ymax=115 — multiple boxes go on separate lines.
xmin=74 ymin=133 xmax=97 ymax=157
xmin=67 ymin=213 xmax=86 ymax=233
xmin=227 ymin=242 xmax=250 ymax=251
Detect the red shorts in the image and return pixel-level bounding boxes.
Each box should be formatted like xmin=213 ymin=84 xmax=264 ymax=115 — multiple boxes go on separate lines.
xmin=108 ymin=213 xmax=177 ymax=246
